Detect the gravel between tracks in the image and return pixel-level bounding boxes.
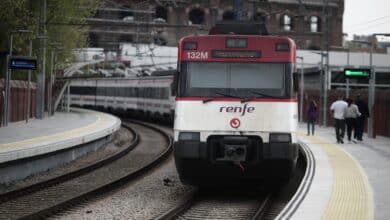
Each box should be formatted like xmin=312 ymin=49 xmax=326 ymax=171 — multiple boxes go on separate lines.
xmin=0 ymin=127 xmax=132 ymax=194
xmin=54 ymin=125 xmax=195 ymax=220
xmin=54 ymin=157 xmax=193 ymax=220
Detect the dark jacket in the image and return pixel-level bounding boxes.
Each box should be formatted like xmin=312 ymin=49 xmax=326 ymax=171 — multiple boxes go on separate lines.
xmin=307 ymin=106 xmax=317 ymax=121
xmin=355 ymin=99 xmax=370 ymax=118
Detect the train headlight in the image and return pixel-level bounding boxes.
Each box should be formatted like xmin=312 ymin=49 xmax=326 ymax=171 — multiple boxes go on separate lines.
xmin=269 ymin=133 xmax=291 ymax=143
xmin=179 ymin=132 xmax=200 ymax=141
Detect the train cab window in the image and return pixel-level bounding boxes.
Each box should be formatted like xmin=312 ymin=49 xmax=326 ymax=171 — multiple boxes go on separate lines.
xmin=230 ymin=63 xmax=284 ymax=91
xmin=180 ymin=62 xmax=291 ymax=98
xmin=188 ymin=62 xmax=229 ymax=89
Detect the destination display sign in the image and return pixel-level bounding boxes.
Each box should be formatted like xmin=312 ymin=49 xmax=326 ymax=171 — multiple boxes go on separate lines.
xmin=344 ymin=68 xmax=371 ymax=78
xmin=212 ymin=50 xmax=261 ymax=58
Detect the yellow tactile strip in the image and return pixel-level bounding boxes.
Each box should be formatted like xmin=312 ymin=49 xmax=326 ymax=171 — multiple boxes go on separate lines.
xmin=0 ymin=109 xmax=118 ymax=154
xmin=303 ymin=134 xmax=374 ymax=220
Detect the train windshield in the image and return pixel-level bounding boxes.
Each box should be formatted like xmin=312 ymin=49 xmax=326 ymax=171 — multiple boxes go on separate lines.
xmin=179 ymin=62 xmax=292 ymax=98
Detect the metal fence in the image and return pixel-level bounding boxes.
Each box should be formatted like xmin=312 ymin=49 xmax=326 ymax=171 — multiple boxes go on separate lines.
xmin=0 ymin=79 xmax=36 ymax=124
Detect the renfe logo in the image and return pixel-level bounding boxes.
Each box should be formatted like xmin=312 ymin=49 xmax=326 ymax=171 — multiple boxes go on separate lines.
xmin=220 ymin=103 xmax=255 ymax=116
xmin=230 ymin=118 xmax=241 ymax=128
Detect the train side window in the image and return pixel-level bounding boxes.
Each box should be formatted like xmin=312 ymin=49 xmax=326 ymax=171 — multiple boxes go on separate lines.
xmin=171 ymin=71 xmax=178 ymax=96
xmin=164 ymin=88 xmax=169 ymax=99
xmin=293 ymin=72 xmax=299 ymax=92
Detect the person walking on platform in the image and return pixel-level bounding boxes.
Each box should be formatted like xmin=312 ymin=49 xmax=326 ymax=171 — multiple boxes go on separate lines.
xmin=330 ymin=96 xmax=348 ymax=144
xmin=345 ymin=98 xmax=361 ymax=143
xmin=307 ymin=100 xmax=318 ymax=136
xmin=355 ymin=94 xmax=370 ymax=141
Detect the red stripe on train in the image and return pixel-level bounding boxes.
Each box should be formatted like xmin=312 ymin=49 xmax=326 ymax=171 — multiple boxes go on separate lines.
xmin=175 ymin=97 xmax=297 ymax=102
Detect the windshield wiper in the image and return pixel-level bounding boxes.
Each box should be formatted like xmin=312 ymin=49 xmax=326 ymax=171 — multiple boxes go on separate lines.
xmin=240 ymin=91 xmax=284 ymax=103
xmin=203 ymin=92 xmax=242 ymax=103
xmin=250 ymin=91 xmax=283 ymax=99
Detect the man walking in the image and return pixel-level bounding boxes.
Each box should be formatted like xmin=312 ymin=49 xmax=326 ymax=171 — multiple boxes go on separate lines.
xmin=355 ymin=94 xmax=370 ymax=141
xmin=330 ymin=96 xmax=348 ymax=144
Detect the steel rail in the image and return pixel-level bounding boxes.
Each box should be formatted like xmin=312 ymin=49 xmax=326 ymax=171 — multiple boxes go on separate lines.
xmin=19 ymin=121 xmax=172 ymax=219
xmin=154 ymin=189 xmax=199 ymax=220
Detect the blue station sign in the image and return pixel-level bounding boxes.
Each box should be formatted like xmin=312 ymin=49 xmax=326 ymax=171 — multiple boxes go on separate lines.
xmin=9 ymin=56 xmax=37 ymax=70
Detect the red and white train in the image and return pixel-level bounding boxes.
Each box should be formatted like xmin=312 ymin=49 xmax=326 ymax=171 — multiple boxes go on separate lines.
xmin=173 ymin=34 xmax=299 ymax=185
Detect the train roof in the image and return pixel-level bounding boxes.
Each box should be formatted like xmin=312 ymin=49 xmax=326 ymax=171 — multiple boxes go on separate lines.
xmin=208 ymin=21 xmax=268 ymax=35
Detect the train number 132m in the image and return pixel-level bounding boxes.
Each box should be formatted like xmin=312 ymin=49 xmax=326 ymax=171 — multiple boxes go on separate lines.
xmin=187 ymin=51 xmax=208 ymax=59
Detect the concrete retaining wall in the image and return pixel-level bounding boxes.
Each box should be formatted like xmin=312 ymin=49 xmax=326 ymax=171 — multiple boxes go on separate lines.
xmin=0 ymin=134 xmax=113 ymax=184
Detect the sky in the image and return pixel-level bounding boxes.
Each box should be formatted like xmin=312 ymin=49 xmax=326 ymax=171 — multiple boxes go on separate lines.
xmin=343 ymin=0 xmax=390 ymax=40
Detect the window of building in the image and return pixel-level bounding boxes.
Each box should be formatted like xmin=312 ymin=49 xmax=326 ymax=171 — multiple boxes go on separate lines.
xmin=155 ymin=6 xmax=168 ymax=22
xmin=310 ymin=16 xmax=321 ymax=32
xmin=280 ymin=14 xmax=293 ymax=31
xmin=189 ymin=8 xmax=205 ymax=25
xmin=254 ymin=12 xmax=266 ymax=23
xmin=222 ymin=10 xmax=235 ymax=21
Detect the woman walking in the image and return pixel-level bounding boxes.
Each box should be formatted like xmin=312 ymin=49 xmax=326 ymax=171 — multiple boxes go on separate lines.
xmin=344 ymin=98 xmax=361 ymax=143
xmin=307 ymin=100 xmax=318 ymax=136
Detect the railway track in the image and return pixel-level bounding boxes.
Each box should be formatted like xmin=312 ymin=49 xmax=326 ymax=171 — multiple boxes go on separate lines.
xmin=0 ymin=121 xmax=172 ymax=219
xmin=155 ymin=188 xmax=274 ymax=220
xmin=156 ymin=150 xmax=307 ymax=220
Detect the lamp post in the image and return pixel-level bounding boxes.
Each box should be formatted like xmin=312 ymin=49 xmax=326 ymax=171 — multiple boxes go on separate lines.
xmin=48 ymin=43 xmax=62 ymax=116
xmin=297 ymin=56 xmax=304 ymax=123
xmin=35 ymin=34 xmax=48 ymax=119
xmin=346 ymin=47 xmax=350 ymax=98
xmin=2 ymin=29 xmax=32 ymax=126
xmin=36 ymin=0 xmax=47 ymax=119
xmin=26 ymin=37 xmax=33 ymax=123
xmin=330 ymin=45 xmax=351 ymax=97
xmin=308 ymin=50 xmax=328 ymax=126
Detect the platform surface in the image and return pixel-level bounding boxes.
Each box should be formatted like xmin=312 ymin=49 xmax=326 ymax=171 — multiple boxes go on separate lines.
xmin=0 ymin=108 xmax=120 ymax=163
xmin=291 ymin=123 xmax=390 ymax=220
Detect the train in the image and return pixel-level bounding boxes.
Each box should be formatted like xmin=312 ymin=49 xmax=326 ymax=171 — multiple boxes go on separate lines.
xmin=68 ymin=75 xmax=175 ymax=122
xmin=69 ymin=31 xmax=299 ymax=186
xmin=172 ymin=33 xmax=299 ymax=185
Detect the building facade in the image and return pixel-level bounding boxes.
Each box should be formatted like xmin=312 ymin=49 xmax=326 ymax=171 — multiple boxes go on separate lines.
xmin=92 ymin=0 xmax=344 ymax=50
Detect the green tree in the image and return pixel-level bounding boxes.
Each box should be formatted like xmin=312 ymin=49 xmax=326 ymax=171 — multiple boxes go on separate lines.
xmin=0 ymin=0 xmax=101 ymax=80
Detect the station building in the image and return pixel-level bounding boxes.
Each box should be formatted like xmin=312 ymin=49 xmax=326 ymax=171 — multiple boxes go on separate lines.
xmin=91 ymin=0 xmax=344 ymax=50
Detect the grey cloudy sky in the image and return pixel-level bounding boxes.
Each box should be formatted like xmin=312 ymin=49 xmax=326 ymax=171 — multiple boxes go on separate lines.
xmin=344 ymin=0 xmax=390 ymax=39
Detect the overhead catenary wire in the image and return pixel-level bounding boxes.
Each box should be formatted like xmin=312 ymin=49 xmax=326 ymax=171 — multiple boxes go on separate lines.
xmin=346 ymin=13 xmax=390 ymax=29
xmin=348 ymin=19 xmax=390 ymax=32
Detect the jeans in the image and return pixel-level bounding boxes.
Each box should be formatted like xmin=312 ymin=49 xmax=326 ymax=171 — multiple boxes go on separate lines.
xmin=355 ymin=116 xmax=366 ymax=140
xmin=345 ymin=118 xmax=356 ymax=141
xmin=307 ymin=118 xmax=315 ymax=135
xmin=334 ymin=119 xmax=345 ymax=142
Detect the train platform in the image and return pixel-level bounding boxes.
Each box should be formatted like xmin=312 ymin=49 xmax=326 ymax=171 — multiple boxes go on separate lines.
xmin=0 ymin=108 xmax=121 ymax=163
xmin=0 ymin=108 xmax=120 ymax=183
xmin=287 ymin=123 xmax=390 ymax=220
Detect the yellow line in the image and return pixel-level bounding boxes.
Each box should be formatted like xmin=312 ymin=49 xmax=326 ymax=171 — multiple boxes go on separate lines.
xmin=0 ymin=110 xmax=113 ymax=153
xmin=299 ymin=133 xmax=374 ymax=220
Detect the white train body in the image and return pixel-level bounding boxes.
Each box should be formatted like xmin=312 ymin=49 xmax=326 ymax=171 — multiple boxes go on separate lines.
xmin=174 ymin=101 xmax=297 ymax=142
xmin=68 ymin=76 xmax=174 ymax=119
